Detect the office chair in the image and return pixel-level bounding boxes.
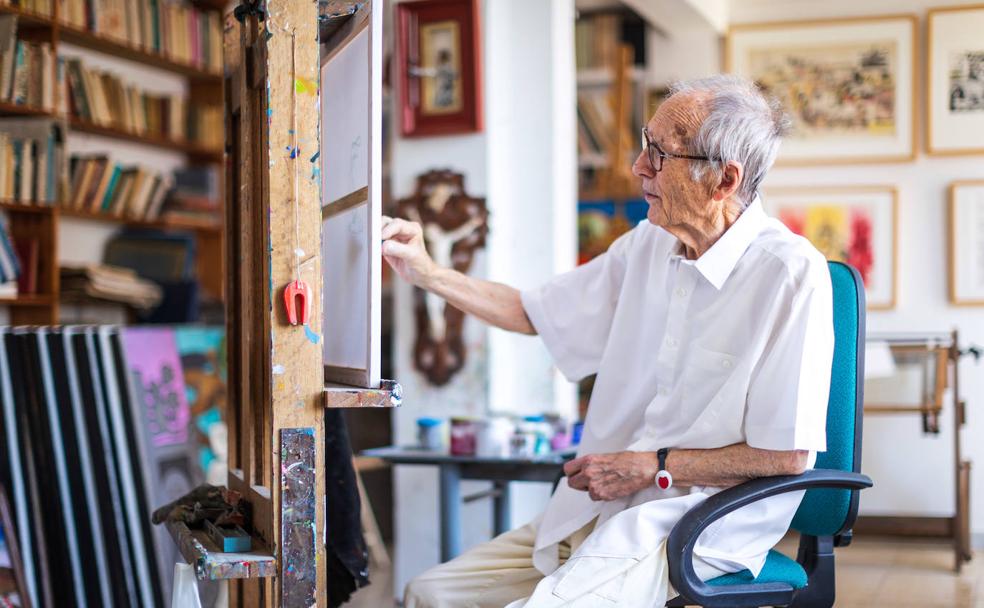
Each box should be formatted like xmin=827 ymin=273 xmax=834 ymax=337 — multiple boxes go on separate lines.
xmin=665 ymin=261 xmax=873 ymax=608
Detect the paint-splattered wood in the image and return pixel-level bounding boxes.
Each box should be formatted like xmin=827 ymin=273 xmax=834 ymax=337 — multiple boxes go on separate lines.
xmin=280 ymin=428 xmax=317 ymax=607
xmin=166 ymin=520 xmax=276 ymax=581
xmin=324 ymin=379 xmax=403 ymax=408
xmin=262 ymin=1 xmax=327 ymax=606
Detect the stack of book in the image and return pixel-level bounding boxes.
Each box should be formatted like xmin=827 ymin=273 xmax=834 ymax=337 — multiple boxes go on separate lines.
xmin=0 ymin=15 xmax=57 ymax=112
xmin=0 ymin=0 xmax=52 ymax=16
xmin=58 ymin=0 xmax=223 ymax=73
xmin=64 ymin=55 xmax=222 ymax=148
xmin=65 ymin=154 xmax=173 ymax=219
xmin=0 ymin=117 xmax=65 ymax=204
xmin=60 ymin=262 xmax=162 ymax=309
xmin=158 ymin=165 xmax=219 ymax=226
xmin=0 ymin=210 xmax=21 ymax=297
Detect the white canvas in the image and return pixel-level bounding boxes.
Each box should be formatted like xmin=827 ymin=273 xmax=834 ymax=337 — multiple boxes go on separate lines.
xmin=320 ymin=2 xmax=382 ymax=388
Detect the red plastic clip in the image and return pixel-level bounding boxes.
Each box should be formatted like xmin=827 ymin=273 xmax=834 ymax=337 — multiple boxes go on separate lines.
xmin=283 ymin=279 xmax=312 ymax=326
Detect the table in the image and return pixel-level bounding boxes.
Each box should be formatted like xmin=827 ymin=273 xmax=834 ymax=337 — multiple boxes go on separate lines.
xmin=361 ymin=446 xmax=576 ymax=561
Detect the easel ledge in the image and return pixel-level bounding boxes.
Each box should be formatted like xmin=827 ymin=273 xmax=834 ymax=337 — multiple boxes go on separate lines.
xmin=324 ymin=379 xmax=403 ymax=408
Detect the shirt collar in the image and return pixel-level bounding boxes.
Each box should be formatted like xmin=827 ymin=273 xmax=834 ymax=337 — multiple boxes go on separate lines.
xmin=671 ymin=196 xmax=768 ymax=290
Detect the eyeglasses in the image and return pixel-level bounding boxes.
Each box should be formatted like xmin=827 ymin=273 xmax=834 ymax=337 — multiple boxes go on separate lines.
xmin=640 ymin=127 xmax=718 ymax=173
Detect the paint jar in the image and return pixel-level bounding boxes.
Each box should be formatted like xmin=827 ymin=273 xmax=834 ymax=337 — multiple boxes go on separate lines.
xmin=476 ymin=417 xmax=514 ymax=458
xmin=449 ymin=417 xmax=477 ymax=456
xmin=509 ymin=431 xmax=538 ymax=458
xmin=417 ymin=417 xmax=445 ymax=452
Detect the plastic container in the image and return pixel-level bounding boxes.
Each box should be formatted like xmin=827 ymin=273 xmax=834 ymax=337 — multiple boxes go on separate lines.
xmin=417 ymin=417 xmax=445 ymax=451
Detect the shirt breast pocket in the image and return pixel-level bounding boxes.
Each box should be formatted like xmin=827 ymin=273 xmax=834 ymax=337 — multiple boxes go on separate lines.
xmin=682 ymin=345 xmax=738 ymax=411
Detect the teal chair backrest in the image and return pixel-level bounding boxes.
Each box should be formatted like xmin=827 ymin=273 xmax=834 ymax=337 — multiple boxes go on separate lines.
xmin=790 ymin=261 xmax=865 ymax=537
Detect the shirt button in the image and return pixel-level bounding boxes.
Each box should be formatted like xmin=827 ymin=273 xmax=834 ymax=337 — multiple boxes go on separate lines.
xmin=722 ymin=359 xmax=733 ymax=369
xmin=659 ymin=387 xmax=670 ymax=396
xmin=676 ymin=287 xmax=687 ymax=297
xmin=666 ymin=337 xmax=678 ymax=347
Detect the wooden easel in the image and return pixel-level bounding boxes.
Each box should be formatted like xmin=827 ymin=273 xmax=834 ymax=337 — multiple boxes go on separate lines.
xmin=221 ymin=2 xmax=401 ymax=605
xmin=856 ymin=330 xmax=974 ymax=573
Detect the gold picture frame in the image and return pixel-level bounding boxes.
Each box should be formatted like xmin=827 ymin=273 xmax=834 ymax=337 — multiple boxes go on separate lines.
xmin=948 ymin=180 xmax=984 ymax=306
xmin=726 ymin=15 xmax=918 ymax=166
xmin=927 ymin=4 xmax=984 ymax=156
xmin=764 ymin=186 xmax=899 ymax=310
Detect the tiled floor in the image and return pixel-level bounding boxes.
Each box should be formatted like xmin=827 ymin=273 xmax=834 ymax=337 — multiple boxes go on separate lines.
xmin=347 ymin=537 xmax=982 ymax=607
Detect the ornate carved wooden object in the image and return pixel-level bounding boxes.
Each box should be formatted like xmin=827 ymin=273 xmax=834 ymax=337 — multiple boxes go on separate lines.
xmin=396 ymin=170 xmax=488 ymax=385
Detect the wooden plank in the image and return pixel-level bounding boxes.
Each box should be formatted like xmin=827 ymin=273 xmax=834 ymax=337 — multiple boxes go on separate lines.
xmin=262 ymin=2 xmax=327 ymax=605
xmin=854 ymin=515 xmax=953 ymax=538
xmin=321 ymin=185 xmax=369 ymax=220
xmin=324 ymin=379 xmax=403 ymax=408
xmin=165 ymin=521 xmax=276 ymax=581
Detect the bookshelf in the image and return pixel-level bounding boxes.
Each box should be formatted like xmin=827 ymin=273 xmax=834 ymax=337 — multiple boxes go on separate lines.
xmin=0 ymin=1 xmax=225 ymax=324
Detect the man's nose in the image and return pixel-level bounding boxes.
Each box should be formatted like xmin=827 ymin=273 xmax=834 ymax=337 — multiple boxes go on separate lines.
xmin=632 ymin=149 xmax=653 ymax=178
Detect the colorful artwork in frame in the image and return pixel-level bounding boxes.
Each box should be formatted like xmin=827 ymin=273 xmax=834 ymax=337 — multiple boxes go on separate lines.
xmin=765 ymin=187 xmax=897 ymax=309
xmin=727 ymin=15 xmax=916 ymax=164
xmin=577 ymin=200 xmax=649 ymax=265
xmin=948 ymin=181 xmax=984 ymax=305
xmin=120 ymin=328 xmax=191 ymax=448
xmin=398 ymin=0 xmax=482 ymax=137
xmin=174 ymin=327 xmax=227 ymax=483
xmin=928 ymin=5 xmax=984 ymax=155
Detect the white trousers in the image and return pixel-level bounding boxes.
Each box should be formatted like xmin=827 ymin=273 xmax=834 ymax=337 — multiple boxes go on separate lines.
xmin=403 ymin=518 xmax=728 ymax=607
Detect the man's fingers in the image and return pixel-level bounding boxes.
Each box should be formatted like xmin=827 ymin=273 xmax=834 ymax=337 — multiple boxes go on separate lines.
xmin=563 ymin=457 xmax=586 ymax=477
xmin=381 ymin=217 xmax=421 ymax=241
xmin=382 ymin=240 xmax=414 ymax=259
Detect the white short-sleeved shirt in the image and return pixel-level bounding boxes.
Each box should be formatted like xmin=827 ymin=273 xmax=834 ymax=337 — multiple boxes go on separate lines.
xmin=521 ymin=197 xmax=834 ymax=577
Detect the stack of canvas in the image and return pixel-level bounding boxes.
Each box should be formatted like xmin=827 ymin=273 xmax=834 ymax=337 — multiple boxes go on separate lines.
xmin=0 ymin=327 xmax=164 ymax=607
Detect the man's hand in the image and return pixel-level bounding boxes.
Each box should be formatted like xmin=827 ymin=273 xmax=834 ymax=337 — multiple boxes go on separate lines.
xmin=563 ymin=451 xmax=659 ymax=501
xmin=381 ymin=216 xmax=437 ymax=287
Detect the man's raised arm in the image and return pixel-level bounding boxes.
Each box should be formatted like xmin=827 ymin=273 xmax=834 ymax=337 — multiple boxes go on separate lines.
xmin=381 ymin=216 xmax=536 ymax=335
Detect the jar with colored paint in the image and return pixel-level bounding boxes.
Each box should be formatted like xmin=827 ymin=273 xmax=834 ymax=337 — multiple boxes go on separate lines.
xmin=417 ymin=417 xmax=445 ymax=451
xmin=449 ymin=417 xmax=477 ymax=456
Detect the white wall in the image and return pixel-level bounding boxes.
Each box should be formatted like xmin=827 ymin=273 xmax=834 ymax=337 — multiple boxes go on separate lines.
xmin=390 ymin=0 xmax=577 ymax=595
xmin=728 ymin=0 xmax=984 ymax=541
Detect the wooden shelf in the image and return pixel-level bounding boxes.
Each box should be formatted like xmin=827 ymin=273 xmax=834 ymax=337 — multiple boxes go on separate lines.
xmin=0 ymin=201 xmax=56 ymax=214
xmin=57 ymin=24 xmax=222 ymax=83
xmin=0 ymin=101 xmax=56 ymax=118
xmin=68 ymin=118 xmax=223 ymax=161
xmin=0 ymin=5 xmax=54 ymax=28
xmin=60 ymin=208 xmax=222 ymax=233
xmin=0 ymin=294 xmax=53 ymax=306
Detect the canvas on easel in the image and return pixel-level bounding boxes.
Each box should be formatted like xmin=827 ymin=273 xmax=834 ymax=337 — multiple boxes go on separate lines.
xmin=320 ymin=0 xmax=383 ymax=389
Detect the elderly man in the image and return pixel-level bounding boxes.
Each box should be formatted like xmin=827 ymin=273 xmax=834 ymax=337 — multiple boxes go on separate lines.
xmin=382 ymin=75 xmax=833 ymax=607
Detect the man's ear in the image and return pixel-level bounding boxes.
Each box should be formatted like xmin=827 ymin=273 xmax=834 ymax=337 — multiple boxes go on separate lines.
xmin=713 ymin=161 xmax=743 ymax=202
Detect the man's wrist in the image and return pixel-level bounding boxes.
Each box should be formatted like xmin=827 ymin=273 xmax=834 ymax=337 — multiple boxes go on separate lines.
xmin=419 ymin=263 xmax=445 ymax=291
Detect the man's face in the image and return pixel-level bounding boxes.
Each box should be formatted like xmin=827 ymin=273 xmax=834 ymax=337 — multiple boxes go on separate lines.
xmin=631 ymin=93 xmax=714 ymax=231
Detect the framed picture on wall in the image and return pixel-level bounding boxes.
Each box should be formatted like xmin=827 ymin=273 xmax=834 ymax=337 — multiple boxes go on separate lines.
xmin=397 ymin=0 xmax=482 ymax=137
xmin=927 ymin=5 xmax=984 ymax=155
xmin=765 ymin=187 xmax=898 ymax=310
xmin=948 ymin=181 xmax=984 ymax=305
xmin=727 ymin=15 xmax=917 ymax=165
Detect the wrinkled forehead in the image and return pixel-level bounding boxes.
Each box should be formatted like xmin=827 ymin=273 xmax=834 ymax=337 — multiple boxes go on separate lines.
xmin=645 ymin=91 xmax=709 ymax=151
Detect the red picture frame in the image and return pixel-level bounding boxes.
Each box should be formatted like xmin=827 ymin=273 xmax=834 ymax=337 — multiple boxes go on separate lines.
xmin=397 ymin=0 xmax=483 ymax=137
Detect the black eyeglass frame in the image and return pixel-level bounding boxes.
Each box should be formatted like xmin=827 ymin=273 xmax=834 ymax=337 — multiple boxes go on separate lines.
xmin=641 ymin=127 xmax=721 ymax=173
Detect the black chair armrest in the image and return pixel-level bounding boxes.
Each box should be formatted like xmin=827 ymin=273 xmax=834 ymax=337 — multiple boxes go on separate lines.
xmin=666 ymin=469 xmax=872 ymax=608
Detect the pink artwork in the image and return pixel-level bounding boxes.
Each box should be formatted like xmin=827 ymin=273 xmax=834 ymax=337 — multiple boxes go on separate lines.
xmin=778 ymin=205 xmax=875 ymax=285
xmin=121 ymin=328 xmax=191 ymax=447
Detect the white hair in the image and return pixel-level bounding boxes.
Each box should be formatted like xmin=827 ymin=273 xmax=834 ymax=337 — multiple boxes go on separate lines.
xmin=668 ymin=75 xmax=790 ymax=207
